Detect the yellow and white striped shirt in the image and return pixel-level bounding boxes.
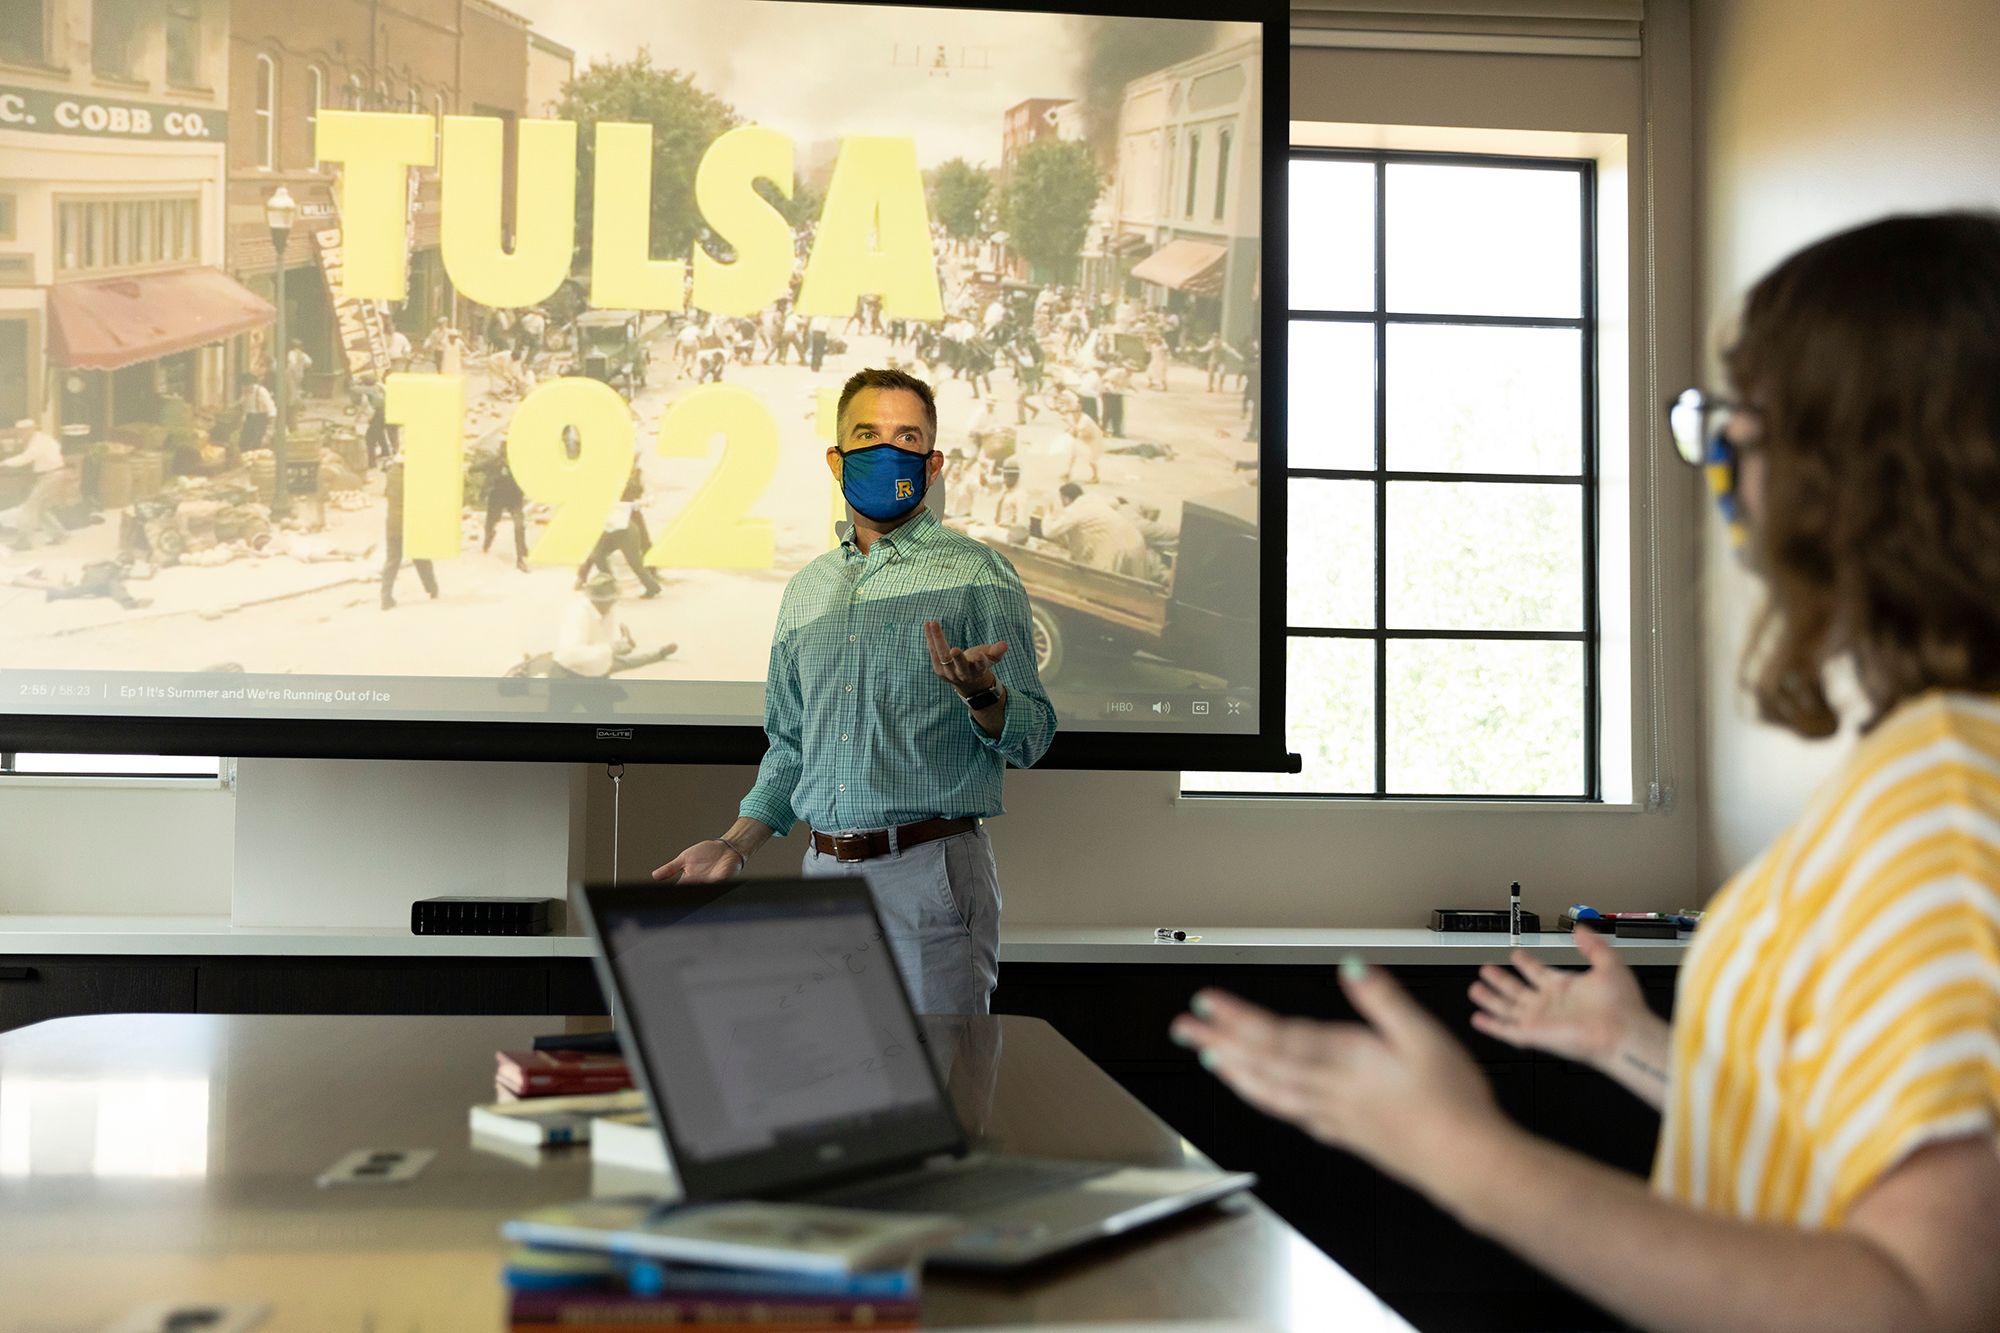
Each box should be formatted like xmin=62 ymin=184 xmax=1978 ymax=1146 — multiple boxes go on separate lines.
xmin=1656 ymin=690 xmax=2000 ymax=1227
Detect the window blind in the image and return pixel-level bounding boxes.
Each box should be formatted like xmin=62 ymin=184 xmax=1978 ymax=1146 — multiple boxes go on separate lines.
xmin=1292 ymin=1 xmax=1644 ymax=56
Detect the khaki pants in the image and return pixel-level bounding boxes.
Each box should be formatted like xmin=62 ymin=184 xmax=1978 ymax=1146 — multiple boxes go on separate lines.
xmin=802 ymin=826 xmax=1002 ymax=1016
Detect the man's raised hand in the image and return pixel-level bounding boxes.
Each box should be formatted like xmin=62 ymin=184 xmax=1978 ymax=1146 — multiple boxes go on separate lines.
xmin=924 ymin=619 xmax=1006 ymax=697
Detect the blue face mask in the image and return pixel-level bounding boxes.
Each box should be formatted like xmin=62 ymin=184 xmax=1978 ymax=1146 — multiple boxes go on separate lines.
xmin=839 ymin=444 xmax=934 ymax=523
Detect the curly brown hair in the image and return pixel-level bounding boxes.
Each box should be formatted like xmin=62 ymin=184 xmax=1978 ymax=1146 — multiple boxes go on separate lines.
xmin=1727 ymin=212 xmax=2000 ymax=738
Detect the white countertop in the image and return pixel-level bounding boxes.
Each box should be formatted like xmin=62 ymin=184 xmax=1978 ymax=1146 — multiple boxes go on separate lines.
xmin=0 ymin=916 xmax=1688 ymax=965
xmin=1001 ymin=925 xmax=1688 ymax=966
xmin=0 ymin=915 xmax=596 ymax=957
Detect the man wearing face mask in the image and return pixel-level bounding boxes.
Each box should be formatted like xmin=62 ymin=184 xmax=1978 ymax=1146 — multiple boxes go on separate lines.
xmin=652 ymin=368 xmax=1058 ymax=1014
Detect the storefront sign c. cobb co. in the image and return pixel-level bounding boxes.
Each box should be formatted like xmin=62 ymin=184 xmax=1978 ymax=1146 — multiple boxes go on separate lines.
xmin=0 ymin=85 xmax=225 ymax=142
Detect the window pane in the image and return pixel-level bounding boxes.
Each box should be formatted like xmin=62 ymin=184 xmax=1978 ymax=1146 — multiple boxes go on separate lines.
xmin=1387 ymin=640 xmax=1584 ymax=795
xmin=1386 ymin=324 xmax=1582 ymax=474
xmin=1187 ymin=638 xmax=1373 ymax=794
xmin=1287 ymin=478 xmax=1373 ymax=629
xmin=1387 ymin=481 xmax=1581 ymax=631
xmin=1385 ymin=163 xmax=1581 ymax=317
xmin=1213 ymin=130 xmax=1231 ymax=222
xmin=1288 ymin=319 xmax=1373 ymax=470
xmin=1288 ymin=158 xmax=1374 ymax=312
xmin=11 ymin=753 xmax=220 ymax=776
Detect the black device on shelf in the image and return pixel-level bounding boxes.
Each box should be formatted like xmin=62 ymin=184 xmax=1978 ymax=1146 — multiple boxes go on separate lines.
xmin=410 ymin=896 xmax=557 ymax=936
xmin=1430 ymin=908 xmax=1542 ymax=934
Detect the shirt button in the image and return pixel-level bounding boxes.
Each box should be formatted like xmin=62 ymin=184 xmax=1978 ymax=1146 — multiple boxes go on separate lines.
xmin=840 ymin=733 xmax=849 ymax=742
xmin=837 ymin=783 xmax=846 ymax=792
xmin=848 ymin=634 xmax=857 ymax=642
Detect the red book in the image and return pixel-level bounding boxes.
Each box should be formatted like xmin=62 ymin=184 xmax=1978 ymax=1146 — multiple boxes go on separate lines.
xmin=508 ymin=1290 xmax=921 ymax=1326
xmin=513 ymin=1325 xmax=917 ymax=1333
xmin=496 ymin=1049 xmax=632 ymax=1097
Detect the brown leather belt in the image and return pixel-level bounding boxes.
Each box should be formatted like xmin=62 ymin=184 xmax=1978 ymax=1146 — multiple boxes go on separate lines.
xmin=811 ymin=816 xmax=978 ymax=863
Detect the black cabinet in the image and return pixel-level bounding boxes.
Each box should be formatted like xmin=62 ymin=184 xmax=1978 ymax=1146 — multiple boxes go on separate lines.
xmin=549 ymin=959 xmax=610 ymax=1016
xmin=196 ymin=957 xmax=551 ymax=1015
xmin=0 ymin=958 xmax=198 ymax=1032
xmin=993 ymin=962 xmax=1672 ymax=1332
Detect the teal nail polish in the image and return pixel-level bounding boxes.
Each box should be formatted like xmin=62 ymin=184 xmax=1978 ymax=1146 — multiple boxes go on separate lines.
xmin=1190 ymin=993 xmax=1213 ymax=1018
xmin=1198 ymin=1049 xmax=1220 ymax=1072
xmin=1169 ymin=1027 xmax=1196 ymax=1049
xmin=1340 ymin=954 xmax=1367 ymax=982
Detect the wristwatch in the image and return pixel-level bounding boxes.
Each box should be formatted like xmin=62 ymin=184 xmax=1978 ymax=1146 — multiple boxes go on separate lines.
xmin=960 ymin=682 xmax=1002 ymax=711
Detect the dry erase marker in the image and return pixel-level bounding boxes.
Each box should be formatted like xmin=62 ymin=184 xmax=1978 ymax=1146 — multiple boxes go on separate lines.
xmin=1509 ymin=882 xmax=1522 ymax=945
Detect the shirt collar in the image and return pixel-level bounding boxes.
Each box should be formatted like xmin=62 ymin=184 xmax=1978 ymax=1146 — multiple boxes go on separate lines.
xmin=842 ymin=506 xmax=942 ymax=559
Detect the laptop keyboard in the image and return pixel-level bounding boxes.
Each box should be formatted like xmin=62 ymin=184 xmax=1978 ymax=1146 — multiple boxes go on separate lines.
xmin=811 ymin=1158 xmax=1115 ymax=1215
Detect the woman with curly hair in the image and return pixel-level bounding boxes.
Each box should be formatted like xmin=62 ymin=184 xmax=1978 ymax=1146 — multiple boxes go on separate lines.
xmin=1174 ymin=213 xmax=2000 ymax=1331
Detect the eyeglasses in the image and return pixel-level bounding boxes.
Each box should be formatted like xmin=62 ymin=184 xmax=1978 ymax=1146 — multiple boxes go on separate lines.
xmin=1666 ymin=388 xmax=1758 ymax=466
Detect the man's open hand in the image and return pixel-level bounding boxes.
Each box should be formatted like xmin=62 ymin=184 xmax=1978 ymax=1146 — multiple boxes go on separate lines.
xmin=924 ymin=619 xmax=1005 ymax=697
xmin=651 ymin=840 xmax=741 ymax=884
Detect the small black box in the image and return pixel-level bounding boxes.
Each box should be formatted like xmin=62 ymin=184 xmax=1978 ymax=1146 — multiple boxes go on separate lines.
xmin=410 ymin=896 xmax=557 ymax=936
xmin=1430 ymin=908 xmax=1541 ymax=933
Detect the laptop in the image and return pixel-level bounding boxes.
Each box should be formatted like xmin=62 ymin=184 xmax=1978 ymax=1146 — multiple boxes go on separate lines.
xmin=577 ymin=877 xmax=1255 ymax=1270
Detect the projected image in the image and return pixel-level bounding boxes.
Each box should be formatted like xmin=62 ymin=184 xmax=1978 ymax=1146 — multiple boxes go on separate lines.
xmin=0 ymin=0 xmax=1263 ymax=735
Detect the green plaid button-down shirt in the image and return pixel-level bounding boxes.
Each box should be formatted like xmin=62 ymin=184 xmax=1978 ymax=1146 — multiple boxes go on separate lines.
xmin=740 ymin=507 xmax=1058 ymax=834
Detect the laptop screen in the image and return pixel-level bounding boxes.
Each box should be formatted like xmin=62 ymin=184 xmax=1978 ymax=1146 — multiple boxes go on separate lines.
xmin=583 ymin=880 xmax=966 ymax=1200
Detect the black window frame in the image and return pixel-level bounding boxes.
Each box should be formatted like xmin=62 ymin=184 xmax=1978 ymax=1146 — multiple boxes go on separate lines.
xmin=1198 ymin=145 xmax=1600 ymax=802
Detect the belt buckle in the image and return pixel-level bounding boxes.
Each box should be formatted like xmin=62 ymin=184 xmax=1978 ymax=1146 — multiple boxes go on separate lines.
xmin=831 ymin=832 xmax=869 ymax=863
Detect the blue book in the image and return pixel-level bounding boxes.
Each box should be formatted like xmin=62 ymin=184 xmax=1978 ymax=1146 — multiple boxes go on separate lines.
xmin=621 ymin=1257 xmax=919 ymax=1299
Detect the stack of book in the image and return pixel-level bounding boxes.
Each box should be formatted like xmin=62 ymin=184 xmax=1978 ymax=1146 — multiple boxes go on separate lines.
xmin=470 ymin=1089 xmax=648 ymax=1151
xmin=497 ymin=1047 xmax=633 ymax=1099
xmin=501 ymin=1199 xmax=959 ymax=1332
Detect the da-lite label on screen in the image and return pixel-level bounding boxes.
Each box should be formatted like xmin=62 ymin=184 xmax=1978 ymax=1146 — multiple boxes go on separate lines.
xmin=595 ymin=727 xmax=636 ymax=741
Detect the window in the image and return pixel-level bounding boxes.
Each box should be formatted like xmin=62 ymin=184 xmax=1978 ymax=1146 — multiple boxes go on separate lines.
xmin=1184 ymin=130 xmax=1201 ymax=218
xmin=0 ymin=0 xmax=47 ymax=66
xmin=0 ymin=318 xmax=28 ymax=422
xmin=254 ymin=52 xmax=275 ymax=169
xmin=165 ymin=0 xmax=200 ymax=87
xmin=92 ymin=0 xmax=143 ymax=80
xmin=1188 ymin=149 xmax=1596 ymax=800
xmin=1213 ymin=128 xmax=1232 ymax=223
xmin=57 ymin=197 xmax=199 ymax=274
xmin=2 ymin=753 xmax=221 ymax=779
xmin=307 ymin=65 xmax=323 ymax=169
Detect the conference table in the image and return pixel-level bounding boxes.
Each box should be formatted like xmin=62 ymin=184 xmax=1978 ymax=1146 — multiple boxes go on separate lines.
xmin=0 ymin=1012 xmax=1412 ymax=1330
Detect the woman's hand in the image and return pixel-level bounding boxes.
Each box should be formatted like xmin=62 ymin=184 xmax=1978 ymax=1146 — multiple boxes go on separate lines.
xmin=1468 ymin=926 xmax=1648 ymax=1068
xmin=1170 ymin=961 xmax=1507 ymax=1195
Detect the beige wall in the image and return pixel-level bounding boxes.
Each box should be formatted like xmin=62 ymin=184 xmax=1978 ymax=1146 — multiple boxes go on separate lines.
xmin=1692 ymin=0 xmax=2000 ymax=885
xmin=4 ymin=24 xmax=1715 ymax=932
xmin=0 ymin=784 xmax=232 ymax=916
